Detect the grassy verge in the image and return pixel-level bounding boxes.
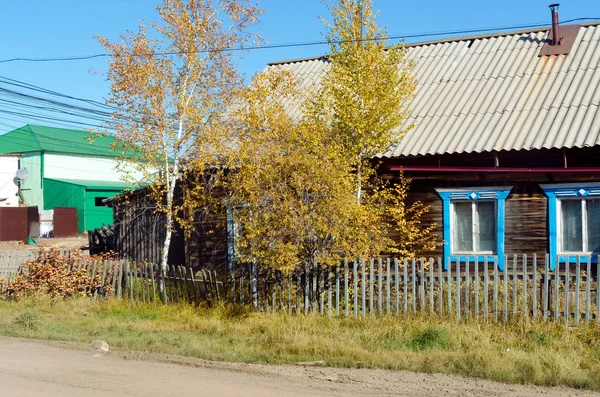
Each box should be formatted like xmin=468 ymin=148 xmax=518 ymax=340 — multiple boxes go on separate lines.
xmin=1 ymin=296 xmax=599 ymax=390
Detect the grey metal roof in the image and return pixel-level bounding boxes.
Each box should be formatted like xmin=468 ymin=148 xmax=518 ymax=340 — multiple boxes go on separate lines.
xmin=265 ymin=23 xmax=600 ymax=158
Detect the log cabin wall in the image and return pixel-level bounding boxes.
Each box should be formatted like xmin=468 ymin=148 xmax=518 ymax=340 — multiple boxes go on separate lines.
xmin=384 ymin=146 xmax=600 ymax=269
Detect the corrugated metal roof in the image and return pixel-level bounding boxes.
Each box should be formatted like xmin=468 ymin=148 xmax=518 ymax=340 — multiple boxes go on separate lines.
xmin=0 ymin=125 xmax=120 ymax=157
xmin=44 ymin=178 xmax=132 ymax=189
xmin=265 ymin=23 xmax=600 ymax=158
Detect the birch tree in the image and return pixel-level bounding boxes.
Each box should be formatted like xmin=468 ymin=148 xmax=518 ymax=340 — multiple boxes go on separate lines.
xmin=97 ymin=0 xmax=262 ymax=276
xmin=313 ymin=0 xmax=415 ymax=203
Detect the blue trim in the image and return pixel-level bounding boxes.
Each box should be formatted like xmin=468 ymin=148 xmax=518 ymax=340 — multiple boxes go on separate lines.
xmin=541 ymin=184 xmax=600 ymax=270
xmin=436 ymin=188 xmax=511 ymax=271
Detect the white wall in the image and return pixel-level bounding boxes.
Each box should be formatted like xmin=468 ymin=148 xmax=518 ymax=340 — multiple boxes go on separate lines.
xmin=0 ymin=156 xmax=19 ymax=206
xmin=43 ymin=153 xmax=146 ymax=182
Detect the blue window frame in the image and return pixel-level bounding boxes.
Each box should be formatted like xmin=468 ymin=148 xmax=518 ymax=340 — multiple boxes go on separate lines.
xmin=435 ymin=187 xmax=512 ymax=270
xmin=541 ymin=183 xmax=600 ymax=270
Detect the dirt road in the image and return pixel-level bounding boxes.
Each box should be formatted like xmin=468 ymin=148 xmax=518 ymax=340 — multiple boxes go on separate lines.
xmin=0 ymin=337 xmax=596 ymax=397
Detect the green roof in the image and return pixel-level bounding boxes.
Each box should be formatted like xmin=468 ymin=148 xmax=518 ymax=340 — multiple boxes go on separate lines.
xmin=44 ymin=178 xmax=133 ymax=190
xmin=0 ymin=125 xmax=120 ymax=157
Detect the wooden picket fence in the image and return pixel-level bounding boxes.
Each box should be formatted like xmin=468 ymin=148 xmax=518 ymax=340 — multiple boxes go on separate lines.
xmin=0 ymin=254 xmax=220 ymax=304
xmin=228 ymin=254 xmax=600 ymax=325
xmin=0 ymin=251 xmax=36 ymax=286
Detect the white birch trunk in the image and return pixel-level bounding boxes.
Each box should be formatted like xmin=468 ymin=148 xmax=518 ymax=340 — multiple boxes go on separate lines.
xmin=159 ymin=120 xmax=184 ymax=277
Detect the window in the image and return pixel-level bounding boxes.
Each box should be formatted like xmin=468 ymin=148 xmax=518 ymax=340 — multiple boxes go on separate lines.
xmin=452 ymin=201 xmax=497 ymax=253
xmin=436 ymin=187 xmax=512 ymax=270
xmin=541 ymin=183 xmax=600 ymax=270
xmin=94 ymin=197 xmax=109 ymax=207
xmin=558 ymin=198 xmax=600 ymax=253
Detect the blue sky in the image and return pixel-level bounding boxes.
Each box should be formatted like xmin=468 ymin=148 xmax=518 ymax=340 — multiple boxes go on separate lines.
xmin=0 ymin=0 xmax=599 ymax=133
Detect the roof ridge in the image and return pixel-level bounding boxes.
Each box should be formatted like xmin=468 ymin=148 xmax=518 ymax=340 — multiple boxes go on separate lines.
xmin=267 ymin=22 xmax=600 ymax=67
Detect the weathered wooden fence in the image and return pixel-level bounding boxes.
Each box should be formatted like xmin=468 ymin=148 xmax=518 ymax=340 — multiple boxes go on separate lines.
xmin=0 ymin=251 xmax=36 ymax=281
xmin=229 ymin=254 xmax=600 ymax=325
xmin=3 ymin=252 xmax=600 ymax=326
xmin=1 ymin=255 xmax=220 ymax=304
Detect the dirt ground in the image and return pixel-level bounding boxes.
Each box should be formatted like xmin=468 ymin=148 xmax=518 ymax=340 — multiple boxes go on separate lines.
xmin=0 ymin=337 xmax=597 ymax=397
xmin=0 ymin=236 xmax=88 ymax=252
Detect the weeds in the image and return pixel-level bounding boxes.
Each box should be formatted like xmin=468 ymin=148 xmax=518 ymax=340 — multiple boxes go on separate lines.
xmin=12 ymin=310 xmax=41 ymax=331
xmin=0 ymin=297 xmax=599 ymax=390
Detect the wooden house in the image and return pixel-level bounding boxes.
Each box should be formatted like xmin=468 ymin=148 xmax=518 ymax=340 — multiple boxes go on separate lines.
xmin=113 ymin=15 xmax=600 ymax=272
xmin=266 ymin=18 xmax=600 ymax=271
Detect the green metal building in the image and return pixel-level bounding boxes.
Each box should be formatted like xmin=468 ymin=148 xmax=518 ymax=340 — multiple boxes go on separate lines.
xmin=0 ymin=125 xmax=139 ymax=233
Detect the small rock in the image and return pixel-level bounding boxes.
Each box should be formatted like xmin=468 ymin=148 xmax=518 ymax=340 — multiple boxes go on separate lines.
xmin=91 ymin=340 xmax=109 ymax=353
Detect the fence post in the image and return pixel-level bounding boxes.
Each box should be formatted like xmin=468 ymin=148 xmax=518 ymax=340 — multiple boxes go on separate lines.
xmin=353 ymin=259 xmax=358 ymax=317
xmin=377 ymin=258 xmax=382 ymax=315
xmin=395 ymin=258 xmax=400 ymax=315
xmin=543 ymin=254 xmax=549 ymax=322
xmin=386 ymin=258 xmax=391 ymax=314
xmin=532 ymin=254 xmax=538 ymax=320
xmin=344 ymin=259 xmax=349 ymax=318
xmin=438 ymin=257 xmax=443 ymax=318
xmin=585 ymin=257 xmax=591 ymax=325
xmin=575 ymin=256 xmax=581 ymax=325
xmin=484 ymin=257 xmax=489 ymax=322
xmin=522 ymin=254 xmax=528 ymax=320
xmin=361 ymin=258 xmax=366 ymax=317
xmin=369 ymin=258 xmax=374 ymax=316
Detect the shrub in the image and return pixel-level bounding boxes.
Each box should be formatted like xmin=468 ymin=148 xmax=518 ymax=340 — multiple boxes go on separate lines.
xmin=12 ymin=310 xmax=41 ymax=331
xmin=409 ymin=326 xmax=449 ymax=351
xmin=6 ymin=249 xmax=115 ymax=299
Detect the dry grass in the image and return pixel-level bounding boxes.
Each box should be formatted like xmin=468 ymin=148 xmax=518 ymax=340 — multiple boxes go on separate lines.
xmin=0 ymin=296 xmax=599 ymax=390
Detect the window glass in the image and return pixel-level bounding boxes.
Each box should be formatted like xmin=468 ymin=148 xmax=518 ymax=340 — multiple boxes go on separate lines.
xmin=477 ymin=201 xmax=496 ymax=252
xmin=587 ymin=199 xmax=600 ymax=252
xmin=453 ymin=202 xmax=473 ymax=252
xmin=561 ymin=200 xmax=582 ymax=252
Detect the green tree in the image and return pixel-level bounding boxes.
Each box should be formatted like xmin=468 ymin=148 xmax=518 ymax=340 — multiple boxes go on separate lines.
xmin=97 ymin=0 xmax=262 ymax=277
xmin=313 ymin=0 xmax=416 ymax=203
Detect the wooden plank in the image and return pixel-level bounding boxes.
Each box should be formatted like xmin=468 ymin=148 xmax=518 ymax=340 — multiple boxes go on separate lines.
xmin=503 ymin=256 xmax=508 ymax=323
xmin=438 ymin=258 xmax=443 ymax=318
xmin=456 ymin=258 xmax=461 ymax=322
xmin=411 ymin=258 xmax=417 ymax=313
xmin=513 ymin=254 xmax=518 ymax=320
xmin=554 ymin=259 xmax=560 ymax=323
xmin=111 ymin=261 xmax=118 ymax=299
xmin=344 ymin=260 xmax=349 ymax=317
xmin=429 ymin=258 xmax=434 ymax=315
xmin=585 ymin=258 xmax=591 ymax=325
xmin=575 ymin=256 xmax=581 ymax=325
xmin=532 ymin=254 xmax=538 ymax=319
xmin=328 ymin=267 xmax=332 ymax=316
xmin=335 ymin=265 xmax=340 ymax=317
xmin=403 ymin=258 xmax=408 ymax=315
xmin=447 ymin=259 xmax=452 ymax=318
xmin=597 ymin=256 xmax=600 ymax=325
xmin=395 ymin=258 xmax=400 ymax=315
xmin=353 ymin=259 xmax=358 ymax=317
xmin=101 ymin=260 xmax=109 ymax=298
xmin=465 ymin=256 xmax=470 ymax=318
xmin=312 ymin=261 xmax=318 ymax=314
xmin=419 ymin=258 xmax=425 ymax=312
xmin=369 ymin=258 xmax=374 ymax=316
xmin=320 ymin=267 xmax=325 ymax=315
xmin=190 ymin=267 xmax=200 ymax=304
xmin=386 ymin=258 xmax=391 ymax=314
xmin=90 ymin=260 xmax=99 ymax=297
xmin=522 ymin=254 xmax=528 ymax=320
xmin=484 ymin=257 xmax=489 ymax=322
xmin=361 ymin=258 xmax=366 ymax=317
xmin=305 ymin=263 xmax=310 ymax=314
xmin=564 ymin=258 xmax=570 ymax=325
xmin=377 ymin=258 xmax=383 ymax=315
xmin=543 ymin=254 xmax=549 ymax=322
xmin=150 ymin=263 xmax=156 ymax=302
xmin=474 ymin=256 xmax=479 ymax=321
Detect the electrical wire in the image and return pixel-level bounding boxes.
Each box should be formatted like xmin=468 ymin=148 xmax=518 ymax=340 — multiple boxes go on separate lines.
xmin=0 ymin=17 xmax=598 ymax=64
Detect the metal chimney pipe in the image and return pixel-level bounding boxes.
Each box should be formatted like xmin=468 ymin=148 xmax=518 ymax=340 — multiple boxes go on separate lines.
xmin=549 ymin=4 xmax=560 ymax=45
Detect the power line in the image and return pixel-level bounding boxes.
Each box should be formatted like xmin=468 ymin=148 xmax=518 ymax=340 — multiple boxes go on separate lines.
xmin=0 ymin=18 xmax=598 ymax=64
